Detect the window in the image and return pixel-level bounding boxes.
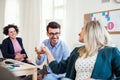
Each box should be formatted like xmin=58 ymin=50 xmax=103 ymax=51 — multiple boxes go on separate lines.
xmin=4 ymin=0 xmax=21 ymax=37
xmin=40 ymin=0 xmax=66 ymax=42
xmin=5 ymin=0 xmax=20 ymax=25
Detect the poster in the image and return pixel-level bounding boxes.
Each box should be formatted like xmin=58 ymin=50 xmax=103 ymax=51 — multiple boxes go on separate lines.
xmin=89 ymin=9 xmax=120 ymax=33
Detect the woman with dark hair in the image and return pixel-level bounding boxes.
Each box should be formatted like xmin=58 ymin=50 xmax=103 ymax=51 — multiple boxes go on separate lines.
xmin=1 ymin=24 xmax=31 ymax=63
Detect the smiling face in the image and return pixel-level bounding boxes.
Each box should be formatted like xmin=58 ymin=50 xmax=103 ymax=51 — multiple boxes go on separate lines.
xmin=47 ymin=27 xmax=61 ymax=46
xmin=8 ymin=27 xmax=17 ymax=39
xmin=78 ymin=27 xmax=84 ymax=43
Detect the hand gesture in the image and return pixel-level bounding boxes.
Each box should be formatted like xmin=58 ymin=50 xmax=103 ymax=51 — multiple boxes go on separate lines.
xmin=15 ymin=54 xmax=26 ymax=61
xmin=35 ymin=47 xmax=44 ymax=59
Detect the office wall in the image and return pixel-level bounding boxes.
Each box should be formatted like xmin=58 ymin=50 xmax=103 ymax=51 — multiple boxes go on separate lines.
xmin=19 ymin=0 xmax=42 ymax=64
xmin=0 ymin=0 xmax=120 ymax=63
xmin=22 ymin=0 xmax=119 ymax=64
xmin=0 ymin=0 xmax=5 ymax=43
xmin=0 ymin=0 xmax=42 ymax=64
xmin=66 ymin=0 xmax=120 ymax=50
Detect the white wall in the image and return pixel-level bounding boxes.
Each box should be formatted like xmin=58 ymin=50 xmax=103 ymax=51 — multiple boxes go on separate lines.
xmin=0 ymin=0 xmax=120 ymax=63
xmin=0 ymin=0 xmax=5 ymax=43
xmin=66 ymin=0 xmax=120 ymax=50
xmin=22 ymin=0 xmax=120 ymax=63
xmin=19 ymin=0 xmax=42 ymax=64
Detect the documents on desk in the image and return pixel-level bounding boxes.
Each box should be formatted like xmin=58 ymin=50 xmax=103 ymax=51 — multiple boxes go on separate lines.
xmin=1 ymin=59 xmax=37 ymax=80
xmin=1 ymin=59 xmax=24 ymax=70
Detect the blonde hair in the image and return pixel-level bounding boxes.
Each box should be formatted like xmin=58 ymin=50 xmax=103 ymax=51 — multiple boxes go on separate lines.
xmin=80 ymin=21 xmax=111 ymax=58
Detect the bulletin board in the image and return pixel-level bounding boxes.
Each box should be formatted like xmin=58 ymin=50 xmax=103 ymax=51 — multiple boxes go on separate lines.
xmin=84 ymin=9 xmax=120 ymax=34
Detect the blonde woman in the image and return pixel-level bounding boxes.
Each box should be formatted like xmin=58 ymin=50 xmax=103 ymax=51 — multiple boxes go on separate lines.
xmin=40 ymin=21 xmax=120 ymax=80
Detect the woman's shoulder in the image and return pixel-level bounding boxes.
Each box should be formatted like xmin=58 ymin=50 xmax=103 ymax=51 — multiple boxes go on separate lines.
xmin=100 ymin=46 xmax=119 ymax=51
xmin=73 ymin=46 xmax=85 ymax=51
xmin=99 ymin=46 xmax=120 ymax=56
xmin=16 ymin=37 xmax=22 ymax=39
xmin=2 ymin=37 xmax=10 ymax=42
xmin=70 ymin=46 xmax=85 ymax=56
xmin=16 ymin=37 xmax=22 ymax=40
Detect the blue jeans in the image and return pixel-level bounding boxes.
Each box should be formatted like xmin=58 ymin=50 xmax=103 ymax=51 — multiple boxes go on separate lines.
xmin=42 ymin=74 xmax=57 ymax=80
xmin=42 ymin=74 xmax=72 ymax=80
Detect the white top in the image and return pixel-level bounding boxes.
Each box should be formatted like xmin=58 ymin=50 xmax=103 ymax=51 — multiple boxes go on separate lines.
xmin=75 ymin=53 xmax=97 ymax=80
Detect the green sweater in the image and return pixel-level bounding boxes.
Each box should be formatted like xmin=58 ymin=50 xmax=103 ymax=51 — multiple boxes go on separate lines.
xmin=49 ymin=46 xmax=120 ymax=80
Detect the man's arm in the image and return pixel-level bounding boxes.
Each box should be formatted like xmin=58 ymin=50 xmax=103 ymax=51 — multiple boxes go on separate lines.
xmin=35 ymin=47 xmax=47 ymax=65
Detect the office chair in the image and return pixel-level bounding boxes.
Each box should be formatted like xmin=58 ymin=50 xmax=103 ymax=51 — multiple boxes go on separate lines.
xmin=0 ymin=44 xmax=4 ymax=59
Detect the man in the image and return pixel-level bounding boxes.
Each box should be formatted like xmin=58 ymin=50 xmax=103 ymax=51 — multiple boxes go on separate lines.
xmin=35 ymin=21 xmax=71 ymax=80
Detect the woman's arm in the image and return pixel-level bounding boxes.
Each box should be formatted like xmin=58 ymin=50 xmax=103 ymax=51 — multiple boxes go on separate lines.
xmin=112 ymin=47 xmax=120 ymax=76
xmin=41 ymin=46 xmax=70 ymax=74
xmin=1 ymin=39 xmax=15 ymax=59
xmin=42 ymin=46 xmax=55 ymax=63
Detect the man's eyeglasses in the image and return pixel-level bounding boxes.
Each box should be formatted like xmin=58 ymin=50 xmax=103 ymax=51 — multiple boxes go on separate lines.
xmin=48 ymin=32 xmax=60 ymax=36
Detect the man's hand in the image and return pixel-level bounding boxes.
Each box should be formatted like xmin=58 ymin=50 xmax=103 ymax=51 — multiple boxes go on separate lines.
xmin=15 ymin=54 xmax=26 ymax=61
xmin=35 ymin=47 xmax=44 ymax=59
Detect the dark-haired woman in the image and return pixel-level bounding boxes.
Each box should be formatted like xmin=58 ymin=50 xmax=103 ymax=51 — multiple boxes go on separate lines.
xmin=1 ymin=24 xmax=31 ymax=63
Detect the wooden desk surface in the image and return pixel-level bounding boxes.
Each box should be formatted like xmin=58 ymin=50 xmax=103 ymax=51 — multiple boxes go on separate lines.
xmin=1 ymin=59 xmax=37 ymax=80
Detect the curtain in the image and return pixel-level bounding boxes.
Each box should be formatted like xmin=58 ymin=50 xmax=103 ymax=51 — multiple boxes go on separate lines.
xmin=0 ymin=0 xmax=5 ymax=43
xmin=19 ymin=0 xmax=42 ymax=63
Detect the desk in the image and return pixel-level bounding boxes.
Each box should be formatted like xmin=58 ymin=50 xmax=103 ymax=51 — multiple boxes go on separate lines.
xmin=1 ymin=59 xmax=37 ymax=80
